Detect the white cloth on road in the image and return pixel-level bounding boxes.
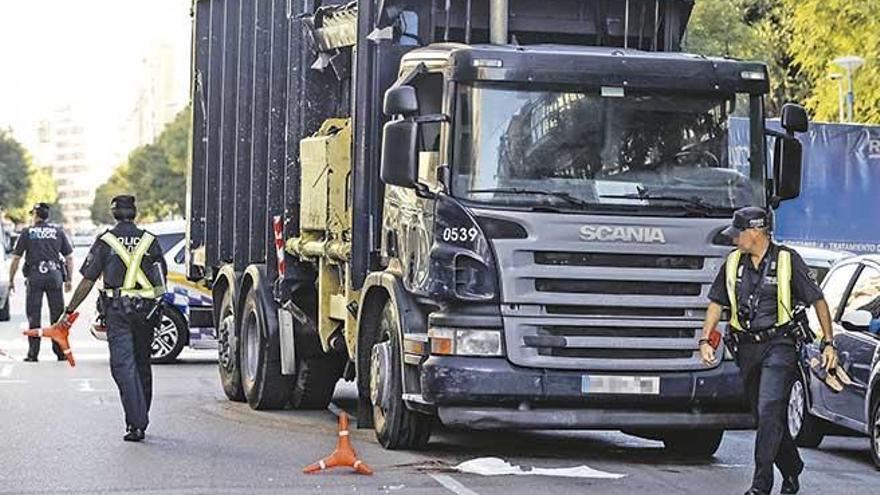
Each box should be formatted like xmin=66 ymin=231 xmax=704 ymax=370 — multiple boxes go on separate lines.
xmin=454 ymin=457 xmax=626 ymax=479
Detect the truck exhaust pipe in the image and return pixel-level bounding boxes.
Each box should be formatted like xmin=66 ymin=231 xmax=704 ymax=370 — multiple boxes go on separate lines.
xmin=489 ymin=0 xmax=508 ymax=45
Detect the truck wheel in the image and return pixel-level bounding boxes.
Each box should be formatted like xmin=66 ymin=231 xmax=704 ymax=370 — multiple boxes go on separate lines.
xmin=0 ymin=294 xmax=9 ymax=321
xmin=289 ymin=355 xmax=345 ymax=409
xmin=217 ymin=288 xmax=245 ymax=401
xmin=788 ymin=375 xmax=824 ymax=448
xmin=369 ymin=299 xmax=431 ymax=450
xmin=662 ymin=429 xmax=723 ymax=458
xmin=151 ymin=307 xmax=187 ymax=364
xmin=239 ymin=280 xmax=293 ymax=410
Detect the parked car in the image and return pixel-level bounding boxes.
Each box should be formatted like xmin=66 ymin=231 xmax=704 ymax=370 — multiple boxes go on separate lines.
xmin=786 ymin=254 xmax=880 ymax=468
xmin=0 ymin=222 xmax=11 ymax=321
xmin=90 ymin=221 xmax=216 ymax=363
xmin=790 ymin=244 xmax=853 ymax=284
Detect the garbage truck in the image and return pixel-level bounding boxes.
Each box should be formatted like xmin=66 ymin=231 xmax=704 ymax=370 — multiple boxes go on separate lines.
xmin=186 ymin=0 xmax=809 ymax=454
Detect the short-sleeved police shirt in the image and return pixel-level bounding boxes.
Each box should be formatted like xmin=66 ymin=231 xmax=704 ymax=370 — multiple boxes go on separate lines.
xmin=708 ymin=244 xmax=824 ymax=330
xmin=12 ymin=221 xmax=73 ymax=273
xmin=80 ymin=221 xmax=166 ymax=289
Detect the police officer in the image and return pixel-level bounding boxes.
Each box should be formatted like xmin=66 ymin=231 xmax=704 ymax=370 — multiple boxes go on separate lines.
xmin=63 ymin=195 xmax=166 ymax=442
xmin=700 ymin=207 xmax=838 ymax=495
xmin=7 ymin=203 xmax=74 ymax=362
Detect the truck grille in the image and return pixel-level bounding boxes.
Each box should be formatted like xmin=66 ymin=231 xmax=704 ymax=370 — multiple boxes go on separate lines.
xmin=540 ymin=325 xmax=696 ymax=339
xmin=535 ymin=279 xmax=702 ymax=296
xmin=544 ymin=305 xmax=688 ymax=318
xmin=543 ymin=349 xmax=694 ymax=359
xmin=476 ymin=209 xmax=730 ymax=371
xmin=535 ymin=252 xmax=704 ymax=270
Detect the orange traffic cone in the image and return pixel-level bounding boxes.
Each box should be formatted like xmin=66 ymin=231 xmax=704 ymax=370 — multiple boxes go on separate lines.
xmin=22 ymin=312 xmax=79 ymax=367
xmin=303 ymin=412 xmax=373 ymax=475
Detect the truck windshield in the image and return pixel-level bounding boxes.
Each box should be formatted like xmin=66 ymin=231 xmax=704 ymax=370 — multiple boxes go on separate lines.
xmin=452 ymin=83 xmax=762 ymax=214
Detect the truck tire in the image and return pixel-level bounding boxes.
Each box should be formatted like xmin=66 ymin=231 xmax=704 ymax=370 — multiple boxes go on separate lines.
xmin=289 ymin=354 xmax=345 ymax=409
xmin=369 ymin=299 xmax=431 ymax=450
xmin=151 ymin=307 xmax=187 ymax=364
xmin=239 ymin=279 xmax=293 ymax=410
xmin=0 ymin=294 xmax=9 ymax=321
xmin=217 ymin=288 xmax=245 ymax=402
xmin=788 ymin=374 xmax=824 ymax=448
xmin=662 ymin=429 xmax=723 ymax=458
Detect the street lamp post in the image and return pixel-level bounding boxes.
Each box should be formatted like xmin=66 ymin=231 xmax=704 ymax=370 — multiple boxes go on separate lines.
xmin=832 ymin=55 xmax=865 ymax=122
xmin=828 ymin=73 xmax=845 ymax=123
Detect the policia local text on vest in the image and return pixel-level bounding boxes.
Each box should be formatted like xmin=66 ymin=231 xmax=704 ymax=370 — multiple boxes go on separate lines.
xmin=700 ymin=207 xmax=838 ymax=495
xmin=60 ymin=195 xmax=167 ymax=443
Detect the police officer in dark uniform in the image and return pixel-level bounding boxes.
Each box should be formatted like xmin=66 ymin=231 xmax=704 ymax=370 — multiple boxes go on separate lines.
xmin=7 ymin=203 xmax=74 ymax=362
xmin=700 ymin=207 xmax=838 ymax=495
xmin=62 ymin=195 xmax=166 ymax=442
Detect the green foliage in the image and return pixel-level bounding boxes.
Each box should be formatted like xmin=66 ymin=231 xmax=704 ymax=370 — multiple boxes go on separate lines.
xmin=786 ymin=0 xmax=880 ymax=124
xmin=685 ymin=0 xmax=880 ymax=124
xmin=91 ymin=166 xmax=132 ymax=225
xmin=7 ymin=165 xmax=60 ymax=224
xmin=0 ymin=129 xmax=31 ymax=214
xmin=685 ymin=0 xmax=762 ymax=59
xmin=91 ymin=107 xmax=191 ymax=224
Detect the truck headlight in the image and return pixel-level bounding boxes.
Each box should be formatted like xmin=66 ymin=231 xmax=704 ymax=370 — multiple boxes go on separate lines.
xmin=428 ymin=327 xmax=503 ymax=357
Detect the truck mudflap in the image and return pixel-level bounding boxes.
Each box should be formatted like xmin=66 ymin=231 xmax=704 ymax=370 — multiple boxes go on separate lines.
xmin=420 ymin=356 xmax=754 ymax=430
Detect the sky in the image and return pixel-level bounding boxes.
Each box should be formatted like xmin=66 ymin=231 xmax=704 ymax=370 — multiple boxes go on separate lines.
xmin=0 ymin=0 xmax=191 ymax=166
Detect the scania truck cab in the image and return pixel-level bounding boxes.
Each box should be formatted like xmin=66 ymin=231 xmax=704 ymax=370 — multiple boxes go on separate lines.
xmin=374 ymin=41 xmax=806 ymax=454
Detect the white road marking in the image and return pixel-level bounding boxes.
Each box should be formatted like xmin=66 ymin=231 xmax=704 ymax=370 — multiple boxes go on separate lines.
xmin=428 ymin=473 xmax=480 ymax=495
xmin=0 ymin=364 xmax=12 ymax=378
xmin=0 ymin=380 xmax=27 ymax=384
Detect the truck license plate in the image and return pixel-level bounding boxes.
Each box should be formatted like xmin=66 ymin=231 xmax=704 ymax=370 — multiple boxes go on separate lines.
xmin=581 ymin=375 xmax=660 ymax=395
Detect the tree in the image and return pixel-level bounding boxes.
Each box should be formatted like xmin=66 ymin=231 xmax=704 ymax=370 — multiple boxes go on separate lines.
xmin=91 ymin=166 xmax=131 ymax=225
xmin=785 ymin=0 xmax=880 ymax=124
xmin=684 ymin=0 xmax=761 ymax=59
xmin=0 ymin=129 xmax=31 ymax=214
xmin=6 ymin=165 xmax=60 ymax=224
xmin=91 ymin=107 xmax=191 ymax=224
xmin=685 ymin=0 xmax=880 ymax=123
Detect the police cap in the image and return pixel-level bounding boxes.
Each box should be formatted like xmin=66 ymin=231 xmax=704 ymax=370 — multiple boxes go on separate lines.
xmin=110 ymin=195 xmax=136 ymax=210
xmin=722 ymin=206 xmax=770 ymax=239
xmin=30 ymin=202 xmax=50 ymax=220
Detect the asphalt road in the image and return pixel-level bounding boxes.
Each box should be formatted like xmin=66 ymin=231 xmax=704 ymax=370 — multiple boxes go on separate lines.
xmin=1 ymin=276 xmax=878 ymax=494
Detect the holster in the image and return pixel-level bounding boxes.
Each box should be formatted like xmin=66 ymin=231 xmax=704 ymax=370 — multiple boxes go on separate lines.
xmin=723 ymin=333 xmax=739 ymax=360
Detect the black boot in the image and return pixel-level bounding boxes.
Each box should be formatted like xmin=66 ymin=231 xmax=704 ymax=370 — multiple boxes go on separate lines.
xmin=23 ymin=356 xmax=38 ymax=362
xmin=123 ymin=427 xmax=145 ymax=442
xmin=781 ymin=473 xmax=800 ymax=494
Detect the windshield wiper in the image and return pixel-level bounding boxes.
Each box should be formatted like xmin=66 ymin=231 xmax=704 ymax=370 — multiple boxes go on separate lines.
xmin=468 ymin=188 xmax=591 ymax=208
xmin=598 ymin=193 xmax=719 ymax=213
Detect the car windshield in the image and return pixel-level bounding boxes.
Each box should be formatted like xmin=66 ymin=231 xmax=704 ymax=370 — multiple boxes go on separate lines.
xmin=452 ymin=83 xmax=762 ymax=214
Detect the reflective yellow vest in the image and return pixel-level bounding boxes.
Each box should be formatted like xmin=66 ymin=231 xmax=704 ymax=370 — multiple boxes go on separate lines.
xmin=100 ymin=232 xmax=165 ymax=298
xmin=725 ymin=247 xmax=792 ymax=331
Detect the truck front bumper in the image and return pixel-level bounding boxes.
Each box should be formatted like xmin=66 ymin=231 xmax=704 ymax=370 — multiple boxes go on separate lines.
xmin=419 ymin=356 xmax=754 ymax=430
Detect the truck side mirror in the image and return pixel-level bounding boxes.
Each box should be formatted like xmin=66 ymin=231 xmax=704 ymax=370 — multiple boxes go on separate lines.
xmin=380 ymin=120 xmax=418 ymax=188
xmin=773 ymin=136 xmax=803 ymax=202
xmin=384 ymin=86 xmax=418 ymax=116
xmin=781 ymin=103 xmax=809 ymax=134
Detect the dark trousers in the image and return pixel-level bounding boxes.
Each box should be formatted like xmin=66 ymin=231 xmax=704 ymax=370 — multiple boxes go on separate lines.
xmin=105 ymin=305 xmax=155 ymax=430
xmin=737 ymin=337 xmax=804 ymax=493
xmin=25 ymin=276 xmax=65 ymax=360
